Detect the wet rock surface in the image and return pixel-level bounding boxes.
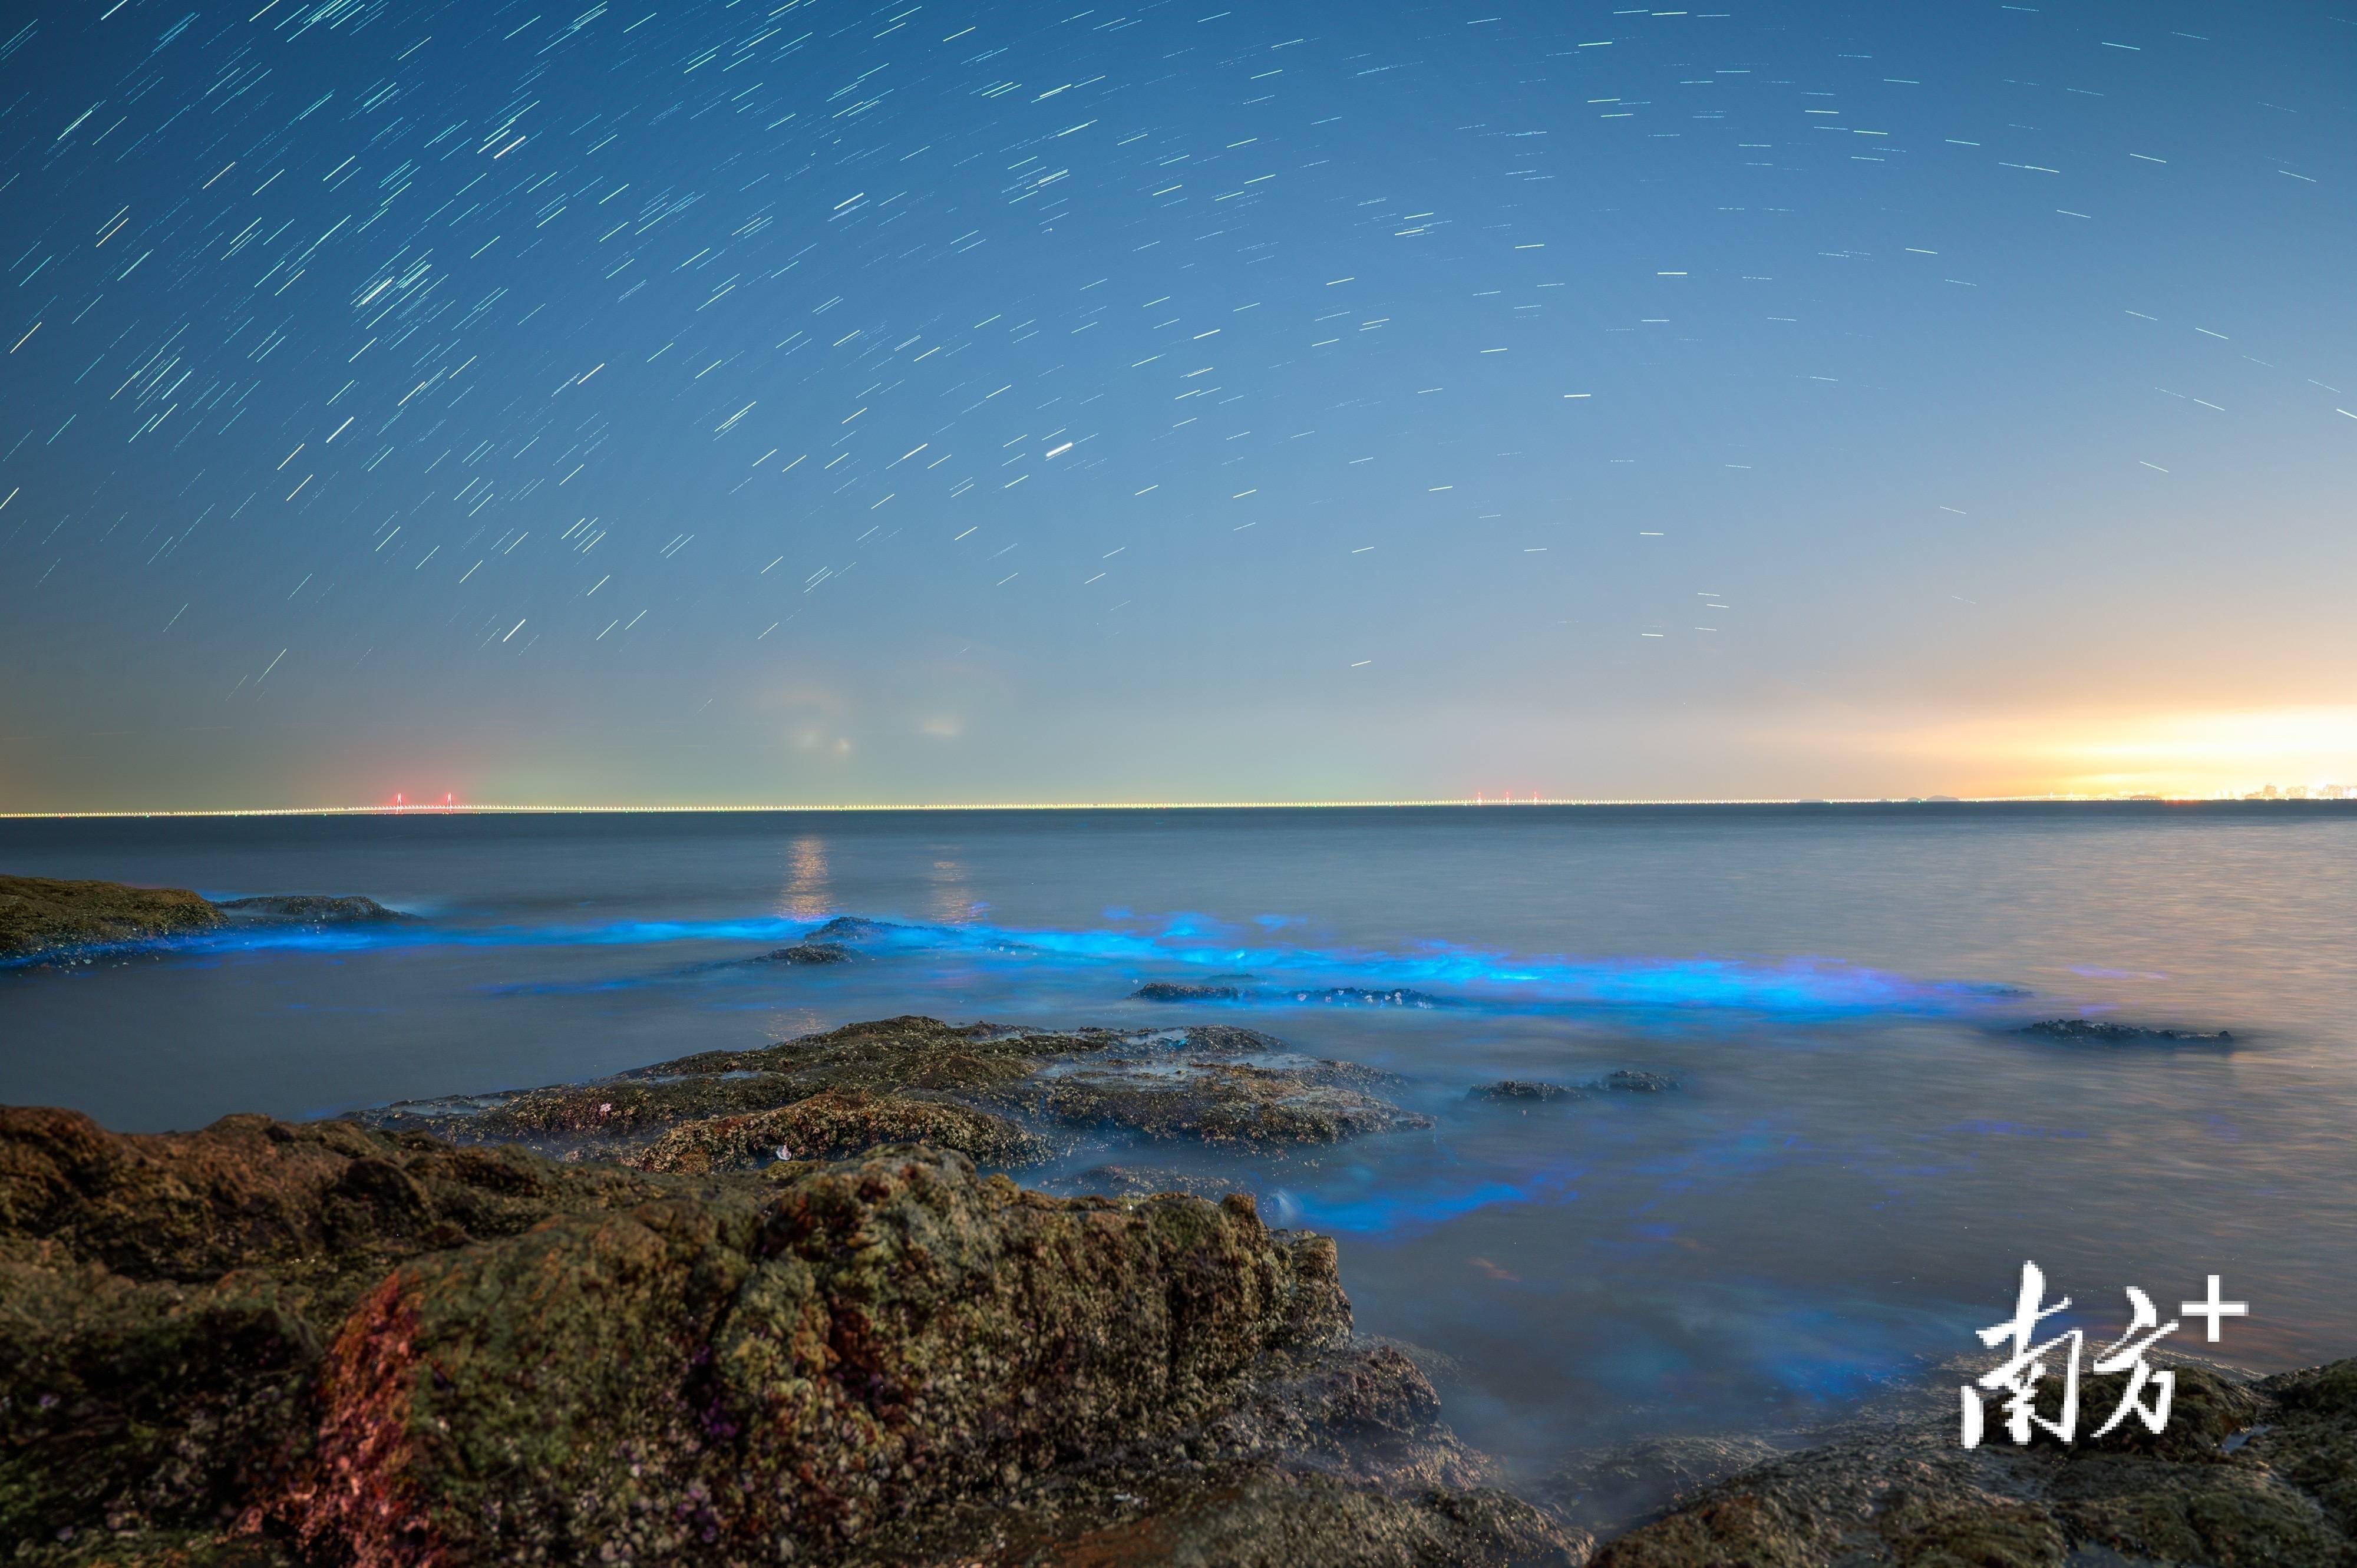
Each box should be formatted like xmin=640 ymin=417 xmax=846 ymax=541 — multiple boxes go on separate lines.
xmin=628 ymin=1087 xmax=1047 ymax=1173
xmin=1468 ymin=1072 xmax=1680 ymax=1104
xmin=1547 ymin=1435 xmax=1786 ymax=1537
xmin=804 ymin=914 xmax=913 ymax=942
xmin=1593 ymin=1071 xmax=1679 ymax=1094
xmin=1587 ymin=1360 xmax=2357 ymax=1567
xmin=1470 ymin=1080 xmax=1590 ymax=1104
xmin=361 ymin=1015 xmax=1436 ymax=1163
xmin=1135 ymin=981 xmax=1250 ymax=1002
xmin=0 ymin=1105 xmax=1582 ymax=1567
xmin=743 ymin=939 xmax=856 ymax=965
xmin=210 ymin=895 xmax=414 ymax=927
xmin=2022 ymin=1018 xmax=2237 ymax=1047
xmin=1 ymin=877 xmax=417 ymax=965
xmin=0 ymin=874 xmax=223 ymax=962
xmin=1052 ymin=1163 xmax=1260 ymax=1200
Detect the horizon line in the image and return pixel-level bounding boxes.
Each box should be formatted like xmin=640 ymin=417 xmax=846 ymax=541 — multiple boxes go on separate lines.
xmin=4 ymin=794 xmax=2340 ymax=820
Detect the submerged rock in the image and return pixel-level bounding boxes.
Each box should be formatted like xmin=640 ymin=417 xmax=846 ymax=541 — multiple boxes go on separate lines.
xmin=744 ymin=939 xmax=855 ymax=965
xmin=0 ymin=1107 xmax=1577 ymax=1567
xmin=212 ymin=894 xmax=414 ymax=926
xmin=0 ymin=873 xmax=223 ymax=961
xmin=2021 ymin=1018 xmax=2236 ymax=1047
xmin=1468 ymin=1071 xmax=1679 ymax=1104
xmin=1594 ymin=1070 xmax=1680 ymax=1093
xmin=1470 ymin=1080 xmax=1590 ymax=1103
xmin=802 ymin=914 xmax=911 ymax=942
xmin=1135 ymin=980 xmax=1252 ymax=1002
xmin=1589 ymin=1360 xmax=2357 ymax=1567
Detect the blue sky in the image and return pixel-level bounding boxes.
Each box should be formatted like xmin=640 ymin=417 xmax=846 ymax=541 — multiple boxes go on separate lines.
xmin=1 ymin=0 xmax=2351 ymax=807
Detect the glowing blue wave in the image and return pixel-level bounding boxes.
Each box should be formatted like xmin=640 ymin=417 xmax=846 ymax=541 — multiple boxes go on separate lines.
xmin=30 ymin=906 xmax=2035 ymax=1019
xmin=1264 ymin=1164 xmax=1583 ymax=1236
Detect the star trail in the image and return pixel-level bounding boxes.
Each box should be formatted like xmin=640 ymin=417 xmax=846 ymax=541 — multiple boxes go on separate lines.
xmin=1 ymin=0 xmax=2350 ymax=807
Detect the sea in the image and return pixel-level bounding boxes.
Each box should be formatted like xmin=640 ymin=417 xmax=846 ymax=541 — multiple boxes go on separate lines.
xmin=4 ymin=803 xmax=2353 ymax=1477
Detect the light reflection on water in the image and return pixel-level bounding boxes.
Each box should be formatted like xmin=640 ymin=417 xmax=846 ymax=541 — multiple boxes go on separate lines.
xmin=2 ymin=805 xmax=2352 ymax=1474
xmin=780 ymin=834 xmax=830 ymax=921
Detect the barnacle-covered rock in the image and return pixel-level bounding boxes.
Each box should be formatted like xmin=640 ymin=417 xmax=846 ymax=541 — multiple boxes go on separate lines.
xmin=1 ymin=1101 xmax=1567 ymax=1567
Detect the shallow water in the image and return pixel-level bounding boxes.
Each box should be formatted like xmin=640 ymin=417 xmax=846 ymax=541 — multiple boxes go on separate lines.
xmin=4 ymin=804 xmax=2353 ymax=1476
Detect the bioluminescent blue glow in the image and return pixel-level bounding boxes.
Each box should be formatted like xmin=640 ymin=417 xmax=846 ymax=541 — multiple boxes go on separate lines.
xmin=1264 ymin=1164 xmax=1583 ymax=1238
xmin=24 ymin=903 xmax=2056 ymax=1019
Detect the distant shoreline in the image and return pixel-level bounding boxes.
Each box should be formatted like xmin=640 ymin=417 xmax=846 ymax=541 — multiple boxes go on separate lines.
xmin=5 ymin=797 xmax=2355 ymax=821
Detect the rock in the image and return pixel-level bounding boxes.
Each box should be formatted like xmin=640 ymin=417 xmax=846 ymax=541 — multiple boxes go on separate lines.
xmin=1136 ymin=981 xmax=1251 ymax=1002
xmin=744 ymin=940 xmax=854 ymax=965
xmin=210 ymin=895 xmax=414 ymax=926
xmin=0 ymin=1106 xmax=660 ymax=1554
xmin=0 ymin=874 xmax=223 ymax=962
xmin=1468 ymin=1072 xmax=1677 ymax=1104
xmin=801 ymin=915 xmax=910 ymax=942
xmin=627 ymin=1088 xmax=1047 ymax=1173
xmin=1029 ymin=1047 xmax=1434 ymax=1147
xmin=1588 ymin=1360 xmax=2357 ymax=1567
xmin=1016 ymin=1466 xmax=1587 ymax=1568
xmin=1547 ymin=1435 xmax=1785 ymax=1535
xmin=2021 ymin=1018 xmax=2236 ymax=1047
xmin=1593 ymin=1070 xmax=1680 ymax=1094
xmin=1057 ymin=1164 xmax=1250 ymax=1200
xmin=0 ymin=1107 xmax=1554 ymax=1567
xmin=361 ymin=1015 xmax=1432 ymax=1160
xmin=1470 ymin=1081 xmax=1590 ymax=1103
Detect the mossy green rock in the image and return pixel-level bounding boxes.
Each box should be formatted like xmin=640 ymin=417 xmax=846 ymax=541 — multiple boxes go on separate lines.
xmin=0 ymin=875 xmax=223 ymax=961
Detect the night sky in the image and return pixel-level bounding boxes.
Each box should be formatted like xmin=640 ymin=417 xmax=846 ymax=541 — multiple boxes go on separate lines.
xmin=1 ymin=0 xmax=2351 ymax=809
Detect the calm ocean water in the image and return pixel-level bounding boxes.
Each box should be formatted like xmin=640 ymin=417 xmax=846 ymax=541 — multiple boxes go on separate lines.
xmin=4 ymin=804 xmax=2353 ymax=1473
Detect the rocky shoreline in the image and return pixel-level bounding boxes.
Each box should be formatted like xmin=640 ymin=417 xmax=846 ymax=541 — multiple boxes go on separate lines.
xmin=8 ymin=1013 xmax=2354 ymax=1566
xmin=5 ymin=879 xmax=2346 ymax=1565
xmin=0 ymin=875 xmax=411 ymax=965
xmin=1 ymin=1101 xmax=1575 ymax=1567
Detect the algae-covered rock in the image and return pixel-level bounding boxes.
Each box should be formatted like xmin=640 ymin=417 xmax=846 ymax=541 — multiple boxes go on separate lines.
xmin=1136 ymin=981 xmax=1251 ymax=1002
xmin=744 ymin=939 xmax=854 ymax=964
xmin=1035 ymin=1057 xmax=1432 ymax=1146
xmin=802 ymin=915 xmax=910 ymax=942
xmin=1057 ymin=1163 xmax=1251 ymax=1200
xmin=1470 ymin=1072 xmax=1676 ymax=1106
xmin=1020 ymin=1467 xmax=1587 ymax=1567
xmin=2 ymin=1102 xmax=1542 ymax=1568
xmin=628 ymin=1088 xmax=1046 ymax=1173
xmin=1547 ymin=1434 xmax=1785 ymax=1536
xmin=211 ymin=896 xmax=412 ymax=926
xmin=2021 ymin=1018 xmax=2236 ymax=1047
xmin=0 ymin=874 xmax=223 ymax=962
xmin=1 ymin=877 xmax=415 ymax=965
xmin=1587 ymin=1361 xmax=2357 ymax=1568
xmin=1470 ymin=1081 xmax=1589 ymax=1104
xmin=364 ymin=1015 xmax=1433 ymax=1163
xmin=0 ymin=1107 xmax=662 ymax=1553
